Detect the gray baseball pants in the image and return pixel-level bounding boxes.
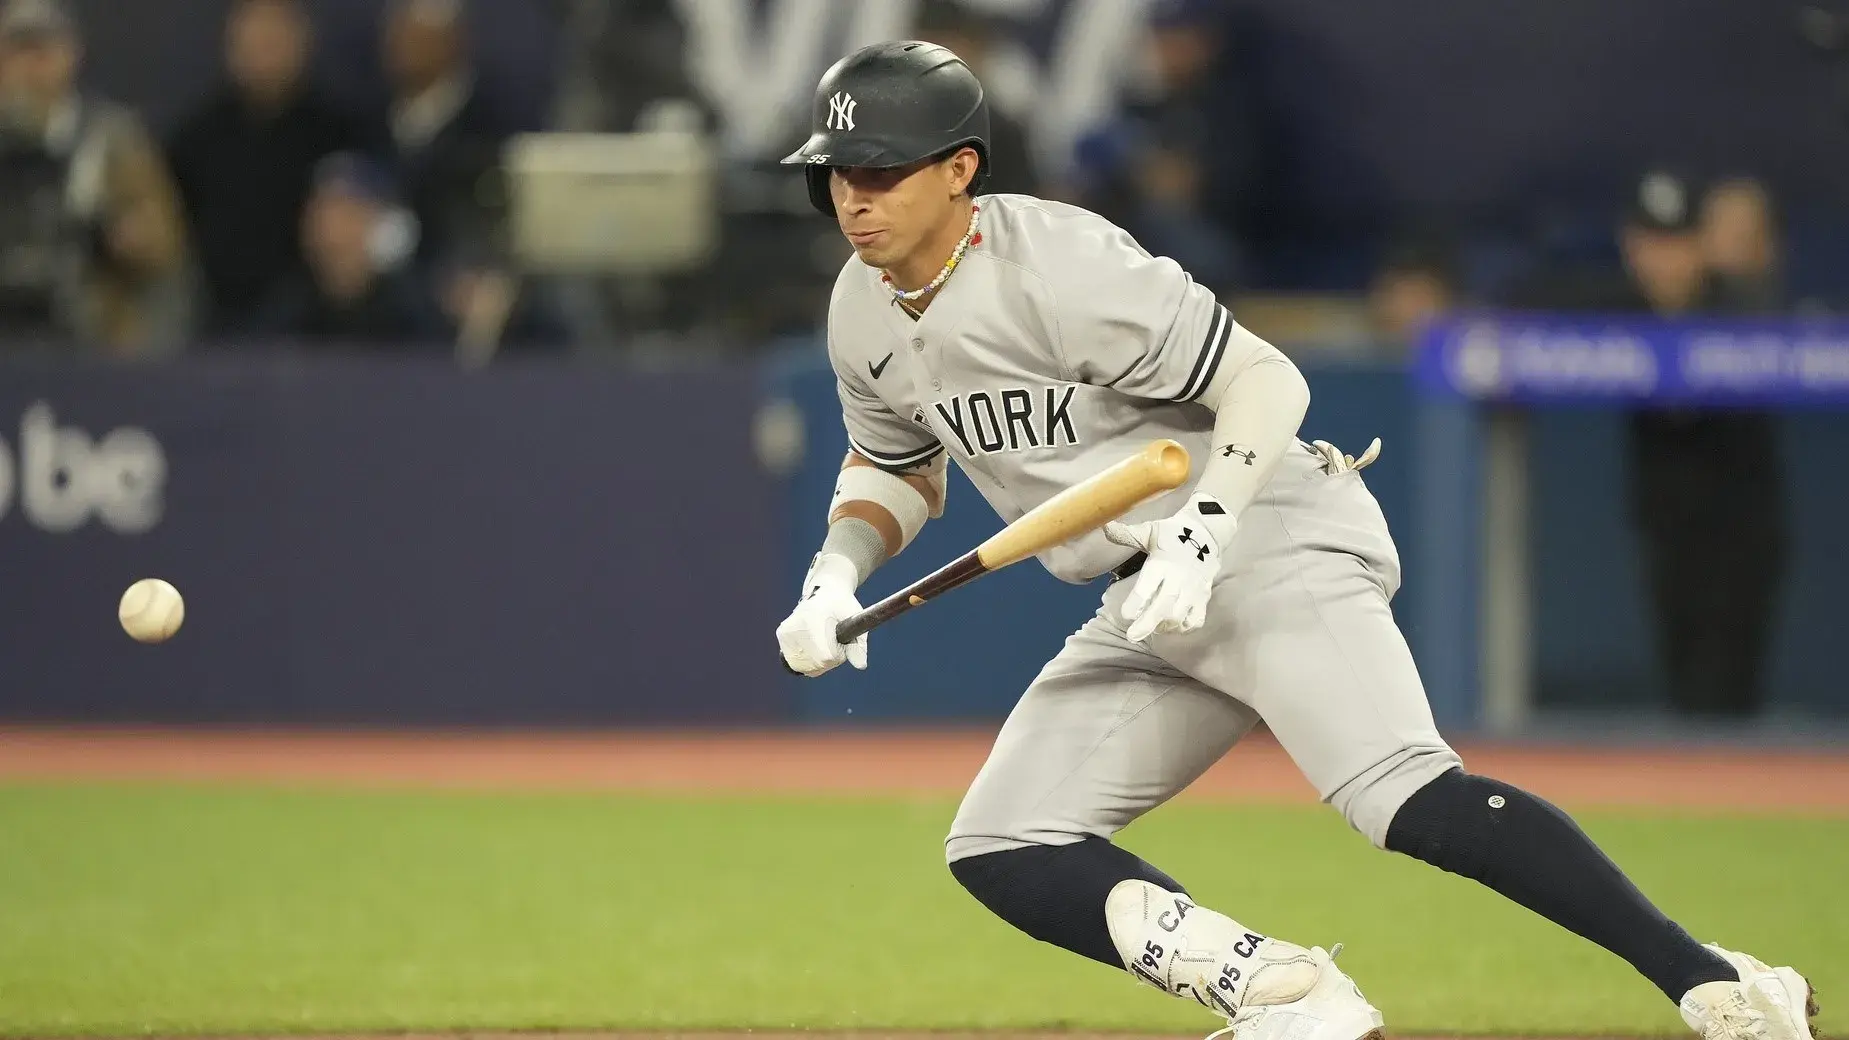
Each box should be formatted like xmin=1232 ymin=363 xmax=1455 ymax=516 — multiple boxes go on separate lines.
xmin=946 ymin=443 xmax=1463 ymax=862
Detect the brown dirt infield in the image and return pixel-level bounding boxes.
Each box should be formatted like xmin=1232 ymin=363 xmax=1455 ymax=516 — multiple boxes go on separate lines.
xmin=65 ymin=1028 xmax=1641 ymax=1036
xmin=2 ymin=725 xmax=1847 ymax=812
xmin=2 ymin=726 xmax=1842 ymax=1040
xmin=0 ymin=1028 xmax=1781 ymax=1039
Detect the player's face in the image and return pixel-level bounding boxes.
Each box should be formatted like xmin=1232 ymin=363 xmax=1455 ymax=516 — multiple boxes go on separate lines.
xmin=829 ymin=150 xmax=979 ymax=271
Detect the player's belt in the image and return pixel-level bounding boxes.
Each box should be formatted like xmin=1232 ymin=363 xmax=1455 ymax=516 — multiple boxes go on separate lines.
xmin=1111 ymin=552 xmax=1147 ymax=583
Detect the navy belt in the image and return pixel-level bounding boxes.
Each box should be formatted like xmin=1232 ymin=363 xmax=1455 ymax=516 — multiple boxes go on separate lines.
xmin=1111 ymin=551 xmax=1147 ymax=583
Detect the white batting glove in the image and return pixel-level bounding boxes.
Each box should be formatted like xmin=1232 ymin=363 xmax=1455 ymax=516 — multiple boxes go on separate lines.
xmin=1310 ymin=437 xmax=1382 ymax=474
xmin=1102 ymin=493 xmax=1232 ymax=643
xmin=777 ymin=552 xmax=869 ymax=676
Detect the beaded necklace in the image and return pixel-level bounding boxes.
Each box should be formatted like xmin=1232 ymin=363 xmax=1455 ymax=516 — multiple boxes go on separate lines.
xmin=881 ymin=203 xmax=982 ymax=310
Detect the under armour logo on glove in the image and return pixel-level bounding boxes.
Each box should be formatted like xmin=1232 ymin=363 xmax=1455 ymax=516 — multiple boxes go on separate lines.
xmin=1218 ymin=445 xmax=1257 ymax=465
xmin=1100 ymin=493 xmax=1233 ymax=643
xmin=1176 ymin=528 xmax=1211 ymax=561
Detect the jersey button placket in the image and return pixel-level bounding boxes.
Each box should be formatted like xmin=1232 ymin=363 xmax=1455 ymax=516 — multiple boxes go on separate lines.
xmin=912 ymin=338 xmax=939 ymax=388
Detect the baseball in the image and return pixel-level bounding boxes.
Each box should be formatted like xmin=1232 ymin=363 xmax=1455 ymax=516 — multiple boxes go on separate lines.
xmin=118 ymin=578 xmax=184 ymax=644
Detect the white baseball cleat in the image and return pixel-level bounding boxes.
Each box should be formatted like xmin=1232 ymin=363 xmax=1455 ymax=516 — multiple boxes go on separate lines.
xmin=1201 ymin=943 xmax=1386 ymax=1040
xmin=1104 ymin=879 xmax=1386 ymax=1040
xmin=1680 ymin=945 xmax=1818 ymax=1040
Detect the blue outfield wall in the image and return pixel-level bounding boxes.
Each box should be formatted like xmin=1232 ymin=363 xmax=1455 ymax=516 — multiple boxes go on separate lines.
xmin=0 ymin=355 xmax=789 ymax=726
xmin=1416 ymin=315 xmax=1849 ymax=722
xmin=1 ymin=345 xmax=1845 ymax=728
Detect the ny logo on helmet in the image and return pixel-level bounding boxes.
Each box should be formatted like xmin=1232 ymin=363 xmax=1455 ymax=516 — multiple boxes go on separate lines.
xmin=826 ymin=91 xmax=857 ymax=132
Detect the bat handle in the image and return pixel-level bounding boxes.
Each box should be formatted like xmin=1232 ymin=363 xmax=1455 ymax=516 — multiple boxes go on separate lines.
xmin=776 ymin=548 xmax=987 ymax=675
xmin=775 ymin=605 xmax=906 ymax=676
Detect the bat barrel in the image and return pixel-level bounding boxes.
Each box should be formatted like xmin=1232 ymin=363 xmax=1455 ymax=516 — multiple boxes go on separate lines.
xmin=974 ymin=439 xmax=1191 ymax=571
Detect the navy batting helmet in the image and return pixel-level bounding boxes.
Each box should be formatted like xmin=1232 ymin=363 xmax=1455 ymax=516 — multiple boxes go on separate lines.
xmin=781 ymin=41 xmax=991 ymax=217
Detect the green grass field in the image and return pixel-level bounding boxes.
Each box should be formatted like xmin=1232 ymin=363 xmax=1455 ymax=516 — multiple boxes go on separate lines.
xmin=0 ymin=782 xmax=1843 ymax=1037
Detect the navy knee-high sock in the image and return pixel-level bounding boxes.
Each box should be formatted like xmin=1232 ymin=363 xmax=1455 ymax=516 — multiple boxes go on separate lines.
xmin=1386 ymin=768 xmax=1736 ymax=1001
xmin=948 ymin=837 xmax=1187 ymax=969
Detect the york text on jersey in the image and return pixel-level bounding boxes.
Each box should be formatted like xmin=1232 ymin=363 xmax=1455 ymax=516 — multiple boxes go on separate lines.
xmin=933 ymin=386 xmax=1078 ymax=458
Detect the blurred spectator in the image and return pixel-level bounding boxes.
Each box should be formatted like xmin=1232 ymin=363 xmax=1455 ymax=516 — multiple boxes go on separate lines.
xmin=381 ymin=0 xmax=505 ymax=272
xmin=1366 ymin=236 xmax=1462 ymax=352
xmin=1612 ymin=170 xmax=1788 ymax=718
xmin=1701 ymin=176 xmax=1784 ymax=313
xmin=1068 ymin=0 xmax=1251 ymax=291
xmin=548 ymin=0 xmax=710 ymax=137
xmin=911 ymin=0 xmax=1040 ymax=197
xmin=251 ymin=152 xmax=449 ymax=346
xmin=166 ymin=0 xmax=368 ymax=336
xmin=379 ymin=0 xmax=563 ymax=356
xmin=1618 ymin=173 xmax=1711 ymax=315
xmin=0 ymin=0 xmax=190 ymax=354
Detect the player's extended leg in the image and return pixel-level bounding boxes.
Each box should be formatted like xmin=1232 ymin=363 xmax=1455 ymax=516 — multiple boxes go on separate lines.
xmin=1162 ymin=465 xmax=1816 ymax=1040
xmin=946 ymin=612 xmax=1385 ymax=1040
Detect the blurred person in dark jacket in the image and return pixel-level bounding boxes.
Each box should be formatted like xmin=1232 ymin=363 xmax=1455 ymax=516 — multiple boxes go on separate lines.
xmin=380 ymin=0 xmax=563 ymax=357
xmin=911 ymin=0 xmax=1040 ymax=197
xmin=381 ymin=0 xmax=505 ymax=273
xmin=1618 ymin=171 xmax=1788 ymax=717
xmin=253 ymin=152 xmax=449 ymax=347
xmin=0 ymin=0 xmax=191 ymax=354
xmin=1067 ymin=0 xmax=1251 ymax=291
xmin=166 ymin=0 xmax=369 ymax=336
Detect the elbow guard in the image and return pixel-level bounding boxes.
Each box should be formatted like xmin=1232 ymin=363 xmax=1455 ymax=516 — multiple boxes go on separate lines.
xmin=831 ymin=463 xmax=932 ymax=553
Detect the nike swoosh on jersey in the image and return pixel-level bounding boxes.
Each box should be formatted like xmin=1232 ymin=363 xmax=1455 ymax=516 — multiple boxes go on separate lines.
xmin=869 ymin=353 xmax=894 ymax=379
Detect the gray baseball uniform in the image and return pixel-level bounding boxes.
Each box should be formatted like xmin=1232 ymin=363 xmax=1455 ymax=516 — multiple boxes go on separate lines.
xmin=825 ymin=194 xmax=1461 ymax=861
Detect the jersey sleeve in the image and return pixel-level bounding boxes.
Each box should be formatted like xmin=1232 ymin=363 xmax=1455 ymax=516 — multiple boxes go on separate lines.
xmin=835 ymin=370 xmax=944 ymax=470
xmin=1048 ymin=219 xmax=1248 ymax=404
xmin=826 ymin=292 xmax=943 ymax=470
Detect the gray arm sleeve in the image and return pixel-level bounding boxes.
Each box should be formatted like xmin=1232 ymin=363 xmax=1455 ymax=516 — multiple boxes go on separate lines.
xmin=819 ymin=516 xmax=889 ymax=590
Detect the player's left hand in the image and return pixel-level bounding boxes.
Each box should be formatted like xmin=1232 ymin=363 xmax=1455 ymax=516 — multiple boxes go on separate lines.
xmin=1102 ymin=493 xmax=1232 ymax=643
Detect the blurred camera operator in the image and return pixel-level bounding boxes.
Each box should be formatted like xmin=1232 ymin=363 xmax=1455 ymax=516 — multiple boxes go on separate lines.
xmin=0 ymin=0 xmax=190 ymax=354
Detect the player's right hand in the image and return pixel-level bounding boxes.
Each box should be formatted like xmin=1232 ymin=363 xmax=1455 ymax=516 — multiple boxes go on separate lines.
xmin=777 ymin=552 xmax=869 ymax=676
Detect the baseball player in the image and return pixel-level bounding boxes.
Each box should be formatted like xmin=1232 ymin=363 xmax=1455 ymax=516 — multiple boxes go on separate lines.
xmin=774 ymin=41 xmax=1816 ymax=1040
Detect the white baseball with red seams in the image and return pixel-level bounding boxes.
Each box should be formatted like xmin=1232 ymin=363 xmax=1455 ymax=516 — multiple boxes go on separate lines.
xmin=118 ymin=578 xmax=184 ymax=644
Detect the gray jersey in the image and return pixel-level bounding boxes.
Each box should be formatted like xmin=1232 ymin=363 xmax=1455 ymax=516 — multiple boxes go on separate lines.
xmin=824 ymin=194 xmax=1460 ymax=885
xmin=826 ymin=193 xmax=1260 ymax=583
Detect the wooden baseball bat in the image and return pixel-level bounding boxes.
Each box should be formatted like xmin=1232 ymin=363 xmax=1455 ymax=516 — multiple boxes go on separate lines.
xmin=782 ymin=440 xmax=1191 ymax=673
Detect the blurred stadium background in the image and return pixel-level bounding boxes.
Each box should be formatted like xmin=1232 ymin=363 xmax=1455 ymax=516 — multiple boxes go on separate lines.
xmin=1 ymin=0 xmax=1847 ymax=1037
